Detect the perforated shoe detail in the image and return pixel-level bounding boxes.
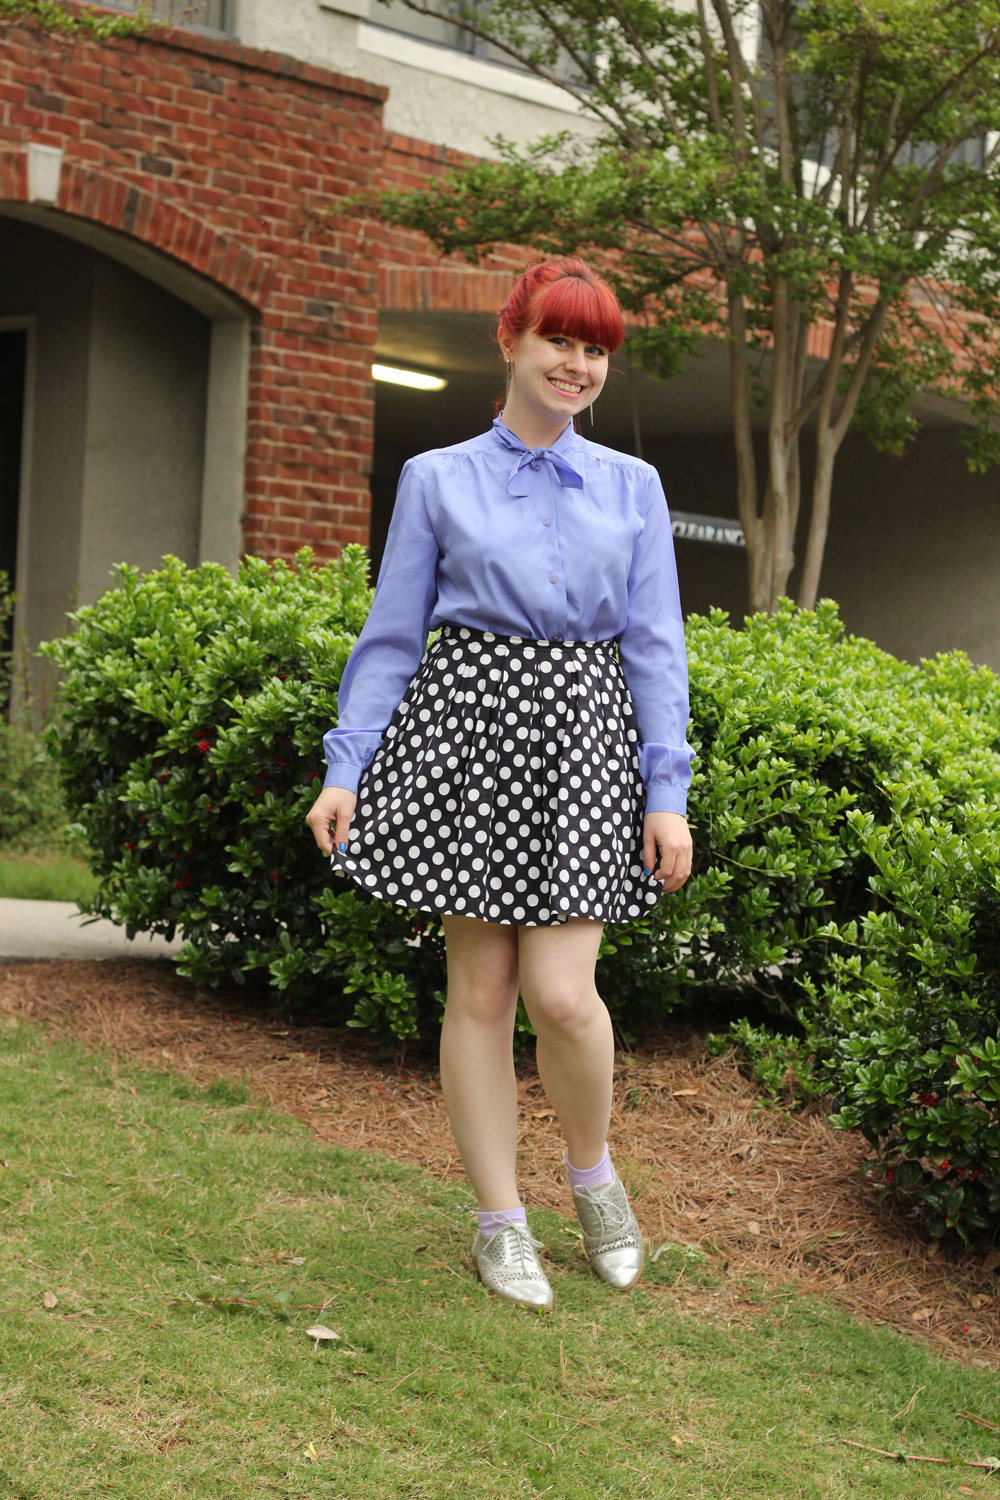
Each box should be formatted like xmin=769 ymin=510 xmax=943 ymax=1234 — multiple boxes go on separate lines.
xmin=472 ymin=1217 xmax=553 ymax=1309
xmin=571 ymin=1170 xmax=644 ymax=1289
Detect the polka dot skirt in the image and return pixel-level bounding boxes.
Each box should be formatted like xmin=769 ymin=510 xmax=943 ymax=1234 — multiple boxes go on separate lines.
xmin=329 ymin=621 xmax=662 ymax=926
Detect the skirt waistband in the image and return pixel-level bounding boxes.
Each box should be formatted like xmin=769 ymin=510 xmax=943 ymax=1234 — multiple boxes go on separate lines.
xmin=437 ymin=620 xmax=619 ymax=659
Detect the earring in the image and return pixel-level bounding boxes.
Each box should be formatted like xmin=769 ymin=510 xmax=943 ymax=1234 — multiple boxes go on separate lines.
xmin=505 ymin=359 xmax=511 ymax=400
xmin=589 ymin=398 xmax=596 ymax=427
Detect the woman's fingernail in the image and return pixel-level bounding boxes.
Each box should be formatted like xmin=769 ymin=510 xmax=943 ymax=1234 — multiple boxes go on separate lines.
xmin=339 ymin=842 xmax=347 ymax=852
xmin=643 ymin=865 xmax=649 ymax=876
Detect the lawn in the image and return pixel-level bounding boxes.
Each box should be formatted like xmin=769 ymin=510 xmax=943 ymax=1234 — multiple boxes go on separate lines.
xmin=1 ymin=1014 xmax=999 ymax=1499
xmin=0 ymin=849 xmax=99 ymax=903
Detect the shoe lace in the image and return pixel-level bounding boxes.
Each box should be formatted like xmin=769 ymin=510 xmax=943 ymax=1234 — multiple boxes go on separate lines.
xmin=495 ymin=1214 xmax=545 ymax=1263
xmin=476 ymin=1212 xmax=546 ymax=1275
xmin=576 ymin=1186 xmax=636 ymax=1248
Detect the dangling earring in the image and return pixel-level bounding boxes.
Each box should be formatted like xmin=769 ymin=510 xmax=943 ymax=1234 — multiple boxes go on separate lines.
xmin=505 ymin=359 xmax=511 ymax=401
xmin=589 ymin=397 xmax=596 ymax=427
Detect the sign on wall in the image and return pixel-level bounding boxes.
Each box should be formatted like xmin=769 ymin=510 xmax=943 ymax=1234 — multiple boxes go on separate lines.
xmin=671 ymin=511 xmax=746 ymax=547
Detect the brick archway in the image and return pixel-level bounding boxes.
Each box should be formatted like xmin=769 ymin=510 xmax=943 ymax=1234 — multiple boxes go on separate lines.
xmin=0 ymin=150 xmax=273 ymax=311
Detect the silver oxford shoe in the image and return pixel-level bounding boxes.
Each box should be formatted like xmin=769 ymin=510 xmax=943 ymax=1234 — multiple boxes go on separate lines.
xmin=571 ymin=1168 xmax=644 ymax=1290
xmin=472 ymin=1217 xmax=554 ymax=1311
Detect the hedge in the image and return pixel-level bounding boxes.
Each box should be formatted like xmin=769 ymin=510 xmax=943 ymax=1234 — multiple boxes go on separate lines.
xmin=41 ymin=551 xmax=1000 ymax=1239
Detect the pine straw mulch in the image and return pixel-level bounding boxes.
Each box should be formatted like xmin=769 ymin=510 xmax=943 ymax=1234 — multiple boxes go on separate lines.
xmin=2 ymin=957 xmax=999 ymax=1369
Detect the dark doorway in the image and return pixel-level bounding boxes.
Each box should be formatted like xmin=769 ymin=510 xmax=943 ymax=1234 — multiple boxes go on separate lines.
xmin=0 ymin=328 xmax=26 ymax=698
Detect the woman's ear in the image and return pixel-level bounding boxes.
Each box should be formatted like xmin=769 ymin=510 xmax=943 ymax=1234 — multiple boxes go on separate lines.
xmin=498 ymin=330 xmax=516 ymax=364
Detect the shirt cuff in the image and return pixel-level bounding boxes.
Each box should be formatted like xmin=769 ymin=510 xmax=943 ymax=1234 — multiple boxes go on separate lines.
xmin=644 ymin=784 xmax=688 ymax=817
xmin=322 ymin=762 xmax=362 ymax=795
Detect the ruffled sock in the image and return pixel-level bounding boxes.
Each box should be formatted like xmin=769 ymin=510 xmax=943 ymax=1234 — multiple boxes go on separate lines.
xmin=566 ymin=1143 xmax=614 ymax=1190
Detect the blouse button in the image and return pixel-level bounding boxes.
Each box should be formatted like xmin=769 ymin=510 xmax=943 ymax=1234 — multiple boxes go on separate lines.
xmin=543 ymin=518 xmax=551 ymax=526
xmin=549 ymin=575 xmax=558 ymax=584
xmin=531 ymin=459 xmax=541 ymax=470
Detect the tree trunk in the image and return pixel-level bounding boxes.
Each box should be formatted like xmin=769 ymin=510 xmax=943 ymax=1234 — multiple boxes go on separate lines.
xmin=797 ymin=423 xmax=837 ymax=610
xmin=727 ymin=279 xmax=771 ymax=612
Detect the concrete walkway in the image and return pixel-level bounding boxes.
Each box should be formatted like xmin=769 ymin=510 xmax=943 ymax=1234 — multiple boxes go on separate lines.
xmin=0 ymin=898 xmax=186 ymax=962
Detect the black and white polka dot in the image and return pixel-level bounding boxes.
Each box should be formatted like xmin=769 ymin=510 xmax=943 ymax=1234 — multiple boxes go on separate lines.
xmin=329 ymin=621 xmax=661 ymax=926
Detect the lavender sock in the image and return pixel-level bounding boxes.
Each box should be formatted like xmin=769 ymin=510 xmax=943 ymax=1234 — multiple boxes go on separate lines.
xmin=477 ymin=1205 xmax=527 ymax=1238
xmin=567 ymin=1143 xmax=615 ymax=1190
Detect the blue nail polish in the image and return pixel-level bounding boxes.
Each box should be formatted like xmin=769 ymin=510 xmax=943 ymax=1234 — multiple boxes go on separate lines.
xmin=643 ymin=865 xmax=649 ymax=876
xmin=339 ymin=842 xmax=346 ymax=852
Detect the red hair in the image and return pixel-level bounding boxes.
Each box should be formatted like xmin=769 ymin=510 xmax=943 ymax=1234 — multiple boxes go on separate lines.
xmin=498 ymin=258 xmax=625 ymax=353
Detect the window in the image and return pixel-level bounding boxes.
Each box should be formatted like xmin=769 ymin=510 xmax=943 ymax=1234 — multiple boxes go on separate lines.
xmin=99 ymin=0 xmax=231 ymax=33
xmin=369 ymin=1 xmax=585 ymax=85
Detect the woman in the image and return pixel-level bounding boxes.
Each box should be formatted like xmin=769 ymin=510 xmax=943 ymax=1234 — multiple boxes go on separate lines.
xmin=307 ymin=257 xmax=694 ymax=1311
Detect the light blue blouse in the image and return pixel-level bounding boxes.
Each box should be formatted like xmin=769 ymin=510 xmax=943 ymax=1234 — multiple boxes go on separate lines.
xmin=323 ymin=416 xmax=694 ymax=815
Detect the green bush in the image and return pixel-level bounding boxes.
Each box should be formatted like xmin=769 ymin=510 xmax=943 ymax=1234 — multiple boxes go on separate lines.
xmin=41 ymin=559 xmax=1000 ymax=1237
xmin=0 ymin=574 xmax=72 ymax=853
xmin=40 ymin=549 xmax=448 ymax=1038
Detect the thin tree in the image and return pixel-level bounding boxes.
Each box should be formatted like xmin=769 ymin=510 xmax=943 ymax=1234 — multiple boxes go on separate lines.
xmin=363 ymin=0 xmax=1000 ymax=612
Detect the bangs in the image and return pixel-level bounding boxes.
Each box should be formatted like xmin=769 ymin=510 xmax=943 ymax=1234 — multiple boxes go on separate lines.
xmin=531 ymin=275 xmax=625 ymax=352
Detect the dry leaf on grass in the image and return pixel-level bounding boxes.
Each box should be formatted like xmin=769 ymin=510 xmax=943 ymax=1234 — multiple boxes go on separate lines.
xmin=305 ymin=1325 xmax=340 ymax=1343
xmin=42 ymin=1290 xmax=58 ymax=1310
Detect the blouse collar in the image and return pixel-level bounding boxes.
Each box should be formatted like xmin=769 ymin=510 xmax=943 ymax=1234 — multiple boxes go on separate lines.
xmin=491 ymin=415 xmax=585 ymax=498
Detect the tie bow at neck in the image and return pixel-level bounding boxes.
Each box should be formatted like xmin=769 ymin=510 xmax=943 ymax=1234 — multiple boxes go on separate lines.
xmin=492 ymin=417 xmax=584 ymax=498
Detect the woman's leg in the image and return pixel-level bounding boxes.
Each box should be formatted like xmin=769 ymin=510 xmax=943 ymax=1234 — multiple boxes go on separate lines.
xmin=517 ymin=918 xmax=612 ymax=1170
xmin=440 ymin=913 xmax=522 ymax=1210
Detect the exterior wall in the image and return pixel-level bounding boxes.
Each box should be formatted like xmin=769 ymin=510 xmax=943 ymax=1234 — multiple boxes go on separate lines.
xmin=78 ymin=257 xmax=209 ymax=605
xmin=0 ymin=218 xmax=212 ymax=662
xmin=236 ymin=0 xmax=595 ymax=157
xmin=648 ymin=428 xmax=1000 ymax=671
xmin=0 ymin=219 xmax=90 ymax=661
xmin=0 ymin=16 xmax=387 ymax=561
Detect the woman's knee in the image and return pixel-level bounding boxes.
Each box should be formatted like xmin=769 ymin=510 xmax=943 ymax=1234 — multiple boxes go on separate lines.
xmin=521 ymin=981 xmax=603 ymax=1037
xmin=443 ymin=914 xmax=519 ymax=1025
xmin=445 ymin=975 xmax=519 ymax=1027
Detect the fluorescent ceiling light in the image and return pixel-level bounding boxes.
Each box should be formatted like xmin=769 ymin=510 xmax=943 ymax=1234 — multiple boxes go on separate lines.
xmin=372 ymin=363 xmax=448 ymax=391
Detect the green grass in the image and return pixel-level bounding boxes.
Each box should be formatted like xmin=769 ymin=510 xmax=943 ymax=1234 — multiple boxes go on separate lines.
xmin=0 ymin=850 xmax=99 ymax=902
xmin=1 ymin=1017 xmax=998 ymax=1499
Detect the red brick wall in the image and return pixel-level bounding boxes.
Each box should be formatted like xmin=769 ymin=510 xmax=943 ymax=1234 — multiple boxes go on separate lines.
xmin=379 ymin=132 xmax=529 ymax=316
xmin=0 ymin=17 xmax=388 ymax=558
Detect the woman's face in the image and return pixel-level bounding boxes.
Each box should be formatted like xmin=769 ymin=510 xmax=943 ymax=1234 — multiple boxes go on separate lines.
xmin=502 ymin=326 xmax=610 ymax=425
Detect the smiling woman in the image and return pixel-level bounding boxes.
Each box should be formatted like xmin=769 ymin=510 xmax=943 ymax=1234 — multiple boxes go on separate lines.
xmin=306 ymin=256 xmax=694 ymax=1314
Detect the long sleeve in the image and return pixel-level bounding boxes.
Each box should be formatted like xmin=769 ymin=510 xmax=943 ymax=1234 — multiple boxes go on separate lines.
xmin=322 ymin=459 xmax=440 ymax=794
xmin=616 ymin=467 xmax=695 ymax=816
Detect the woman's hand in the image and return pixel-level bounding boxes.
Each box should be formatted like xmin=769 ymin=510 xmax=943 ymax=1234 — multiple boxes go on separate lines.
xmin=643 ymin=811 xmax=692 ymax=894
xmin=306 ymin=785 xmax=357 ymax=856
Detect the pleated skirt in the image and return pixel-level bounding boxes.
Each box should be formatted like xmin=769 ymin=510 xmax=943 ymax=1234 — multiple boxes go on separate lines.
xmin=328 ymin=621 xmax=662 ymax=926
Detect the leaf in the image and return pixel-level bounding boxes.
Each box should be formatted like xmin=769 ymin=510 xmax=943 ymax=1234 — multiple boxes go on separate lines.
xmin=746 ymin=1221 xmax=761 ymax=1236
xmin=672 ymin=1089 xmax=698 ymax=1097
xmin=305 ymin=1441 xmax=318 ymax=1462
xmin=289 ymin=1256 xmax=306 ymax=1266
xmin=305 ymin=1324 xmax=341 ymax=1342
xmin=42 ymin=1290 xmax=58 ymax=1310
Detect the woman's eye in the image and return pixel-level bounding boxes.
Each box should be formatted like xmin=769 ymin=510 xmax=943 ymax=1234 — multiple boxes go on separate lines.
xmin=587 ymin=346 xmax=607 ymax=357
